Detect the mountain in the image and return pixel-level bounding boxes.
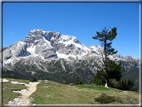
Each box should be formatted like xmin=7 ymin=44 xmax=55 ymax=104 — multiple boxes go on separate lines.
xmin=1 ymin=29 xmax=140 ymax=89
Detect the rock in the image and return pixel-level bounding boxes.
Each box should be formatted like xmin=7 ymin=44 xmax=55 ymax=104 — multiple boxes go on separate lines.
xmin=32 ymin=104 xmax=36 ymax=107
xmin=25 ymin=29 xmax=43 ymax=47
xmin=123 ymin=91 xmax=128 ymax=93
xmin=124 ymin=56 xmax=133 ymax=61
xmin=113 ymin=54 xmax=124 ymax=59
xmin=3 ymin=40 xmax=27 ymax=59
xmin=90 ymin=84 xmax=96 ymax=86
xmin=44 ymin=31 xmax=61 ymax=43
xmin=35 ymin=38 xmax=57 ymax=59
xmin=0 ymin=47 xmax=8 ymax=53
xmin=2 ymin=79 xmax=9 ymax=82
xmin=53 ymin=34 xmax=89 ymax=56
xmin=3 ymin=49 xmax=12 ymax=60
xmin=11 ymin=40 xmax=27 ymax=57
xmin=25 ymin=29 xmax=61 ymax=47
xmin=70 ymin=83 xmax=74 ymax=86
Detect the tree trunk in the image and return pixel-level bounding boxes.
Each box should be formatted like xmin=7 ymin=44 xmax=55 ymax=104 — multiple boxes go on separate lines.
xmin=104 ymin=37 xmax=109 ymax=87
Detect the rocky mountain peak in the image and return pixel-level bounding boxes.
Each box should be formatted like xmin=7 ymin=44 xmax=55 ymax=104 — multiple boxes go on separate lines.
xmin=2 ymin=29 xmax=137 ymax=64
xmin=25 ymin=29 xmax=61 ymax=47
xmin=124 ymin=56 xmax=133 ymax=61
xmin=88 ymin=45 xmax=103 ymax=54
xmin=113 ymin=54 xmax=125 ymax=59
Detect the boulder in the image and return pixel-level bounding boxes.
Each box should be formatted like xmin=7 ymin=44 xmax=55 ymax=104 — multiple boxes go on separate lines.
xmin=90 ymin=84 xmax=96 ymax=86
xmin=70 ymin=83 xmax=74 ymax=86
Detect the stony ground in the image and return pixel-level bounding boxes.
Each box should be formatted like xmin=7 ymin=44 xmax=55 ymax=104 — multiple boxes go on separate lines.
xmin=1 ymin=78 xmax=40 ymax=106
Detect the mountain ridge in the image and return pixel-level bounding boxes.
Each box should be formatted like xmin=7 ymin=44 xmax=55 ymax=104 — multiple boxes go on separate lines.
xmin=1 ymin=29 xmax=139 ymax=89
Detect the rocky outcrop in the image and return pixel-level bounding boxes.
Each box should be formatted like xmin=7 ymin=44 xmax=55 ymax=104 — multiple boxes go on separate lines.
xmin=44 ymin=31 xmax=61 ymax=45
xmin=53 ymin=35 xmax=89 ymax=56
xmin=113 ymin=54 xmax=125 ymax=59
xmin=10 ymin=40 xmax=27 ymax=57
xmin=2 ymin=40 xmax=27 ymax=61
xmin=25 ymin=29 xmax=61 ymax=47
xmin=3 ymin=49 xmax=12 ymax=60
xmin=35 ymin=38 xmax=57 ymax=59
xmin=124 ymin=56 xmax=133 ymax=61
xmin=2 ymin=29 xmax=139 ymax=90
xmin=0 ymin=47 xmax=8 ymax=53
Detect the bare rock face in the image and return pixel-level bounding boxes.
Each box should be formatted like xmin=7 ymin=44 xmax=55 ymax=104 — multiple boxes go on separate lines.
xmin=25 ymin=29 xmax=43 ymax=47
xmin=35 ymin=38 xmax=57 ymax=59
xmin=52 ymin=35 xmax=89 ymax=56
xmin=10 ymin=40 xmax=27 ymax=57
xmin=3 ymin=40 xmax=27 ymax=61
xmin=25 ymin=29 xmax=61 ymax=47
xmin=113 ymin=54 xmax=125 ymax=59
xmin=44 ymin=31 xmax=61 ymax=45
xmin=3 ymin=49 xmax=12 ymax=60
xmin=88 ymin=45 xmax=103 ymax=55
xmin=124 ymin=56 xmax=133 ymax=61
xmin=0 ymin=47 xmax=8 ymax=53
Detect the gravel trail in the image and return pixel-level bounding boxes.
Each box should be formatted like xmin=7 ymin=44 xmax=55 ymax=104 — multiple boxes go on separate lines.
xmin=7 ymin=81 xmax=40 ymax=106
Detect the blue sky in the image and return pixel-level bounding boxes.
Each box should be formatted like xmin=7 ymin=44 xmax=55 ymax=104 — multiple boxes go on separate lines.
xmin=3 ymin=3 xmax=139 ymax=58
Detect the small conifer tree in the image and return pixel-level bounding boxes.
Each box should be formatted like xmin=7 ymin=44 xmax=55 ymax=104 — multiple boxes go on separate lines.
xmin=64 ymin=79 xmax=69 ymax=84
xmin=30 ymin=75 xmax=37 ymax=82
xmin=74 ymin=77 xmax=83 ymax=85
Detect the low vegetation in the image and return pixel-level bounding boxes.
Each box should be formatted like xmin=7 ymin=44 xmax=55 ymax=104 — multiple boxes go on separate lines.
xmin=2 ymin=78 xmax=139 ymax=105
xmin=89 ymin=60 xmax=137 ymax=91
xmin=30 ymin=80 xmax=139 ymax=104
xmin=3 ymin=74 xmax=18 ymax=79
xmin=74 ymin=77 xmax=83 ymax=85
xmin=95 ymin=93 xmax=115 ymax=104
xmin=2 ymin=78 xmax=28 ymax=104
xmin=30 ymin=75 xmax=37 ymax=82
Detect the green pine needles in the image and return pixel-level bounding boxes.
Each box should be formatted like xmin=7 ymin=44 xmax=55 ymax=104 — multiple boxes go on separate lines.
xmin=92 ymin=27 xmax=137 ymax=91
xmin=30 ymin=75 xmax=37 ymax=82
xmin=74 ymin=77 xmax=83 ymax=85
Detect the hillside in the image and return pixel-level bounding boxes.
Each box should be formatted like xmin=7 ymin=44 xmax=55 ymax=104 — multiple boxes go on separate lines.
xmin=2 ymin=78 xmax=139 ymax=106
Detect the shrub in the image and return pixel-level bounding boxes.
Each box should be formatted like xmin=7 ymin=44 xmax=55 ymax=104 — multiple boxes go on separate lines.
xmin=89 ymin=69 xmax=106 ymax=86
xmin=109 ymin=79 xmax=136 ymax=91
xmin=3 ymin=74 xmax=18 ymax=79
xmin=64 ymin=79 xmax=69 ymax=84
xmin=30 ymin=75 xmax=37 ymax=82
xmin=74 ymin=77 xmax=83 ymax=85
xmin=95 ymin=93 xmax=115 ymax=104
xmin=109 ymin=79 xmax=120 ymax=88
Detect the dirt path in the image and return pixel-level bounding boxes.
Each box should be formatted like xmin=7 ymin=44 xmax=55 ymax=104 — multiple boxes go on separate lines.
xmin=18 ymin=82 xmax=39 ymax=105
xmin=8 ymin=81 xmax=40 ymax=106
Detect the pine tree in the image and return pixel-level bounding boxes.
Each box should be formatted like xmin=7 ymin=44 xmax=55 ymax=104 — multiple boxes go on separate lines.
xmin=90 ymin=60 xmax=121 ymax=86
xmin=106 ymin=60 xmax=122 ymax=81
xmin=64 ymin=79 xmax=69 ymax=84
xmin=74 ymin=77 xmax=83 ymax=85
xmin=30 ymin=75 xmax=37 ymax=82
xmin=92 ymin=27 xmax=117 ymax=87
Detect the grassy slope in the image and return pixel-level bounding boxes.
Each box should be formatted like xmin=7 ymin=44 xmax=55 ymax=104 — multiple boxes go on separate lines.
xmin=2 ymin=78 xmax=29 ymax=104
xmin=30 ymin=80 xmax=139 ymax=104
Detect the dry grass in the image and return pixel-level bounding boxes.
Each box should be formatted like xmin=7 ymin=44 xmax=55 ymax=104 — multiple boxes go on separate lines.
xmin=30 ymin=80 xmax=139 ymax=104
xmin=2 ymin=80 xmax=27 ymax=104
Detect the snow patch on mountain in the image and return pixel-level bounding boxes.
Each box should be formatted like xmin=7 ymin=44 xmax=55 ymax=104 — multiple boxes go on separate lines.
xmin=2 ymin=29 xmax=136 ymax=67
xmin=58 ymin=35 xmax=89 ymax=51
xmin=27 ymin=45 xmax=36 ymax=55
